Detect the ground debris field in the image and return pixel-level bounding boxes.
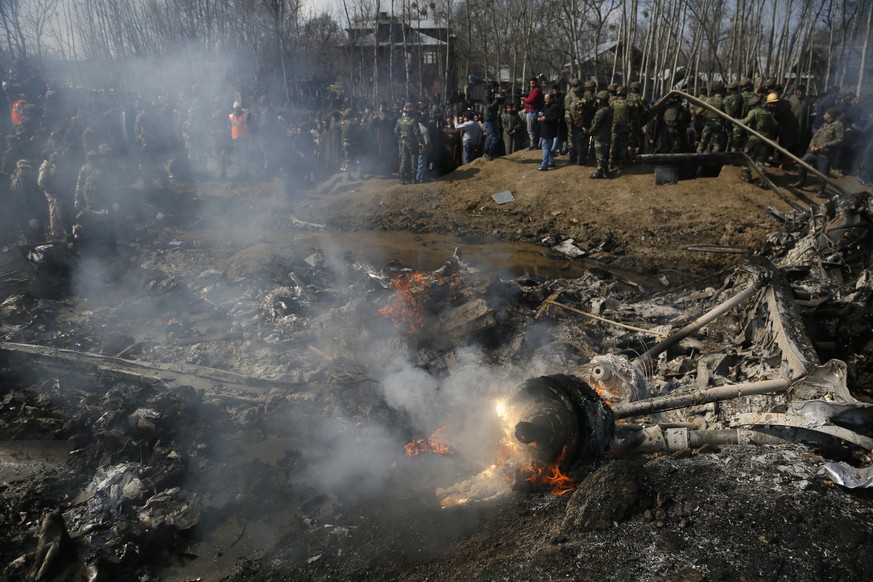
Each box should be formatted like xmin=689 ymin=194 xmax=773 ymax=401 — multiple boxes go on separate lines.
xmin=2 ymin=151 xmax=873 ymax=582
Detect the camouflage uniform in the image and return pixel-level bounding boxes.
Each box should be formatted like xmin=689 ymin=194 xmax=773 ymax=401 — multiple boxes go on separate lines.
xmin=652 ymin=97 xmax=690 ymax=153
xmin=731 ymin=79 xmax=757 ymax=152
xmin=73 ymin=150 xmax=119 ymax=254
xmin=696 ymin=87 xmax=727 ymax=153
xmin=564 ymin=79 xmax=581 ymax=158
xmin=341 ymin=114 xmax=365 ymax=179
xmin=569 ymin=82 xmax=596 ymax=166
xmin=10 ymin=161 xmax=49 ymax=244
xmin=738 ymin=102 xmax=779 ymax=183
xmin=626 ymin=81 xmax=648 ymax=155
xmin=590 ymin=91 xmax=613 ymax=179
xmin=722 ymin=83 xmax=739 ymax=150
xmin=394 ymin=106 xmax=421 ymax=184
xmin=610 ymin=87 xmax=630 ymax=170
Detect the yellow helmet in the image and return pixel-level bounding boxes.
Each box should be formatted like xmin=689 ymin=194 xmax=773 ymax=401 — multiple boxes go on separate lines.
xmin=766 ymin=92 xmax=780 ymax=104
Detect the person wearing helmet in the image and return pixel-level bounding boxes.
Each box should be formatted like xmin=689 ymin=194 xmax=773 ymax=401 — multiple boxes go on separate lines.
xmin=626 ymin=81 xmax=647 ymax=155
xmin=10 ymin=159 xmax=49 ymax=245
xmin=569 ymin=81 xmax=596 ymax=165
xmin=649 ymin=93 xmax=691 ymax=154
xmin=789 ymin=108 xmax=845 ymax=197
xmin=730 ymin=78 xmax=758 ymax=152
xmin=610 ymin=86 xmax=630 ymax=170
xmin=396 ymin=103 xmax=422 ymax=184
xmin=766 ymin=86 xmax=799 ymax=166
xmin=695 ymin=84 xmax=727 ymax=153
xmin=564 ymin=79 xmax=581 ymax=158
xmin=736 ymin=93 xmax=780 ymax=185
xmin=589 ymin=91 xmax=613 ymax=178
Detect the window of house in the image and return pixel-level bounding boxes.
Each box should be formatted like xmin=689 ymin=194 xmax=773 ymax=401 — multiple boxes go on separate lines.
xmin=423 ymin=50 xmax=436 ymax=65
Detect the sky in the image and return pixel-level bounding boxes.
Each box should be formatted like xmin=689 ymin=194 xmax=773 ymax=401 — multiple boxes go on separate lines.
xmin=303 ymin=0 xmax=342 ymax=18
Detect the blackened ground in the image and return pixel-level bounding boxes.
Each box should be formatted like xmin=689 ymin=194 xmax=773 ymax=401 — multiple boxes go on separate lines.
xmin=1 ymin=153 xmax=872 ymax=581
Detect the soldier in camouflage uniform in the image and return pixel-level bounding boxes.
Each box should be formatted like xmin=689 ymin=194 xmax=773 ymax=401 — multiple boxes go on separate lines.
xmin=73 ymin=148 xmax=119 ymax=255
xmin=589 ymin=91 xmax=613 ymax=179
xmin=789 ymin=108 xmax=844 ymax=197
xmin=564 ymin=79 xmax=581 ymax=160
xmin=10 ymin=159 xmax=49 ymax=245
xmin=394 ymin=103 xmax=421 ymax=185
xmin=569 ymin=81 xmax=596 ymax=166
xmin=738 ymin=92 xmax=780 ymax=185
xmin=722 ymin=82 xmax=739 ymax=150
xmin=626 ymin=81 xmax=647 ymax=155
xmin=650 ymin=95 xmax=690 ymax=153
xmin=606 ymin=83 xmax=618 ymax=105
xmin=730 ymin=78 xmax=757 ymax=152
xmin=340 ymin=112 xmax=366 ymax=180
xmin=610 ymin=86 xmax=630 ymax=170
xmin=696 ymin=84 xmax=727 ymax=153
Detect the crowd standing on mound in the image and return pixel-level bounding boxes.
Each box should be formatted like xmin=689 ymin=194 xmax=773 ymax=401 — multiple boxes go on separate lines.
xmin=1 ymin=62 xmax=872 ymax=256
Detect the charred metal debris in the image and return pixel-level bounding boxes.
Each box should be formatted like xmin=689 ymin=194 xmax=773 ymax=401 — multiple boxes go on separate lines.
xmin=0 ymin=189 xmax=872 ymax=579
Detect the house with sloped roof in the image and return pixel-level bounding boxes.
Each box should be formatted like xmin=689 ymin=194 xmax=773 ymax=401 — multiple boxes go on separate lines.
xmin=344 ymin=12 xmax=456 ymax=101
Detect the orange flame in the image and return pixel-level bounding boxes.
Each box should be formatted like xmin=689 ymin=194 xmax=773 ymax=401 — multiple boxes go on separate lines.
xmin=591 ymin=385 xmax=621 ymax=407
xmin=517 ymin=445 xmax=575 ymax=495
xmin=405 ymin=426 xmax=453 ymax=457
xmin=378 ymin=272 xmax=432 ymax=332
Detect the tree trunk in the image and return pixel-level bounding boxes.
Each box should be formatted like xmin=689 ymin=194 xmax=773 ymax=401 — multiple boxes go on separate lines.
xmin=858 ymin=2 xmax=873 ymax=97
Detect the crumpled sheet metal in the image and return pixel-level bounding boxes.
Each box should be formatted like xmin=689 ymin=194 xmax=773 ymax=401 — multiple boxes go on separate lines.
xmin=822 ymin=462 xmax=873 ymax=489
xmin=789 ymin=359 xmax=855 ymax=403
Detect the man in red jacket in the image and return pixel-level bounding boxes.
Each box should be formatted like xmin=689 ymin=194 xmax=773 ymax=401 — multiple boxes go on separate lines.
xmin=521 ymin=78 xmax=543 ymax=150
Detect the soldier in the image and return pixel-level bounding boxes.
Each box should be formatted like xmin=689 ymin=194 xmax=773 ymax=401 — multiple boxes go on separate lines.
xmin=789 ymin=108 xmax=845 ymax=197
xmin=589 ymin=91 xmax=613 ymax=179
xmin=37 ymin=152 xmax=66 ymax=241
xmin=696 ymin=84 xmax=727 ymax=153
xmin=606 ymin=83 xmax=618 ymax=104
xmin=569 ymin=81 xmax=595 ymax=166
xmin=650 ymin=95 xmax=691 ymax=154
xmin=395 ymin=103 xmax=421 ymax=184
xmin=341 ymin=111 xmax=365 ymax=180
xmin=73 ymin=148 xmax=118 ymax=255
xmin=738 ymin=92 xmax=780 ymax=186
xmin=610 ymin=86 xmax=630 ymax=170
xmin=10 ymin=159 xmax=49 ymax=245
xmin=626 ymin=81 xmax=648 ymax=155
xmin=564 ymin=79 xmax=581 ymax=159
xmin=722 ymin=82 xmax=739 ymax=149
xmin=730 ymin=77 xmax=757 ymax=152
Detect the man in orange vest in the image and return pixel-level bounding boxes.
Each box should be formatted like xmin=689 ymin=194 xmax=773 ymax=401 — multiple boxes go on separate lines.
xmin=10 ymin=94 xmax=27 ymax=128
xmin=228 ymin=101 xmax=253 ymax=177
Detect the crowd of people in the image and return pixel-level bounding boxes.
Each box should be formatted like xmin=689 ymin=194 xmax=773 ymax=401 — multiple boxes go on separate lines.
xmin=1 ymin=62 xmax=872 ymax=257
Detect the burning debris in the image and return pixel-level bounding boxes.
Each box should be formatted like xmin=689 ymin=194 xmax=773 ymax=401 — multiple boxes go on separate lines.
xmin=2 ymin=176 xmax=873 ymax=579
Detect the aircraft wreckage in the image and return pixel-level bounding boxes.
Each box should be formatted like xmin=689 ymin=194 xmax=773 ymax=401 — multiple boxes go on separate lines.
xmin=0 ymin=94 xmax=871 ymax=579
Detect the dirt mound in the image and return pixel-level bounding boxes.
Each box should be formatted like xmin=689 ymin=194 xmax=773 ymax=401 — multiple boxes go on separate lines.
xmin=298 ymin=151 xmax=808 ymax=282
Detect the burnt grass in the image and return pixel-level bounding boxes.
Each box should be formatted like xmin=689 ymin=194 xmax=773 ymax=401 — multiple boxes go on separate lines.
xmin=2 ymin=157 xmax=873 ymax=581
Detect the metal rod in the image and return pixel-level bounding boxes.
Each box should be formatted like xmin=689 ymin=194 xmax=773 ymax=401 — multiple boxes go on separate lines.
xmin=613 ymin=378 xmax=791 ymax=419
xmin=633 ymin=272 xmax=768 ymax=374
xmin=542 ymin=298 xmax=668 ymax=339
